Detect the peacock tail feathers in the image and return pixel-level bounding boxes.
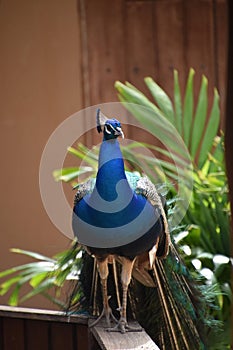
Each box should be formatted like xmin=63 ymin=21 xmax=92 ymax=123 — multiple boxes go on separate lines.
xmin=64 ymin=233 xmax=221 ymax=350
xmin=135 ymin=244 xmax=207 ymax=350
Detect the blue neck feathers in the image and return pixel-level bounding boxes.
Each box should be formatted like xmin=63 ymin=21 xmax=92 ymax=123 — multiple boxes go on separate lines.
xmin=95 ymin=139 xmax=130 ymax=201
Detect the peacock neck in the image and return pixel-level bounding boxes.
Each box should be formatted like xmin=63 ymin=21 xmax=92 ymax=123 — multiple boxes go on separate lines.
xmin=98 ymin=138 xmax=124 ymax=168
xmin=95 ymin=138 xmax=129 ymax=201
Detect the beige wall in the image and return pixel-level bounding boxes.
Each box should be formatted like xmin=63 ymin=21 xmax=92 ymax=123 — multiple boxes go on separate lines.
xmin=0 ymin=0 xmax=83 ymax=308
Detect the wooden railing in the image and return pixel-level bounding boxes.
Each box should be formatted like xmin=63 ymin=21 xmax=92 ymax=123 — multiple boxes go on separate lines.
xmin=0 ymin=305 xmax=93 ymax=350
xmin=0 ymin=305 xmax=160 ymax=350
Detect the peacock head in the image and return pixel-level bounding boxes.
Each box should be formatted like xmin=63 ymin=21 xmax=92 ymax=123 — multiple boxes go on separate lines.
xmin=96 ymin=108 xmax=124 ymax=141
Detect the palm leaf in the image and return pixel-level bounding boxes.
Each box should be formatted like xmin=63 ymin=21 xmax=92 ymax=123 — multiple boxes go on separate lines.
xmin=10 ymin=248 xmax=55 ymax=262
xmin=53 ymin=167 xmax=93 ymax=182
xmin=145 ymin=77 xmax=175 ymax=125
xmin=190 ymin=75 xmax=208 ymax=158
xmin=0 ymin=276 xmax=22 ymax=295
xmin=67 ymin=146 xmax=97 ymax=168
xmin=173 ymin=70 xmax=183 ymax=134
xmin=0 ymin=245 xmax=82 ymax=306
xmin=183 ymin=68 xmax=195 ymax=147
xmin=8 ymin=285 xmax=21 ymax=307
xmin=116 ymin=69 xmax=221 ymax=171
xmin=117 ymin=94 xmax=189 ymax=160
xmin=30 ymin=272 xmax=49 ymax=288
xmin=115 ymin=81 xmax=159 ymax=112
xmin=20 ymin=278 xmax=56 ymax=303
xmin=198 ymin=90 xmax=220 ymax=168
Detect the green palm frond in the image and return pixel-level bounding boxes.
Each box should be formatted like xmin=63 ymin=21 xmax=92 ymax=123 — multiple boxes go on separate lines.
xmin=0 ymin=241 xmax=83 ymax=308
xmin=115 ymin=68 xmax=220 ymax=169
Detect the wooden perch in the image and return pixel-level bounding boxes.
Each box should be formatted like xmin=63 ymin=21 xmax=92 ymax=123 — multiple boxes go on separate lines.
xmin=88 ymin=319 xmax=160 ymax=350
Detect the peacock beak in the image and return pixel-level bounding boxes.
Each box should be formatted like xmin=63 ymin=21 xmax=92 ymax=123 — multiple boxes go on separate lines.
xmin=115 ymin=127 xmax=124 ymax=139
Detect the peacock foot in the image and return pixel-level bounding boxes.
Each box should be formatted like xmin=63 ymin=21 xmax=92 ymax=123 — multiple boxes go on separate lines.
xmin=106 ymin=317 xmax=143 ymax=333
xmin=89 ymin=306 xmax=118 ymax=328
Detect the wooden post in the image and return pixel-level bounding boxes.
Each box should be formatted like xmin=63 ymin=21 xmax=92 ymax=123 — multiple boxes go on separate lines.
xmin=88 ymin=319 xmax=160 ymax=350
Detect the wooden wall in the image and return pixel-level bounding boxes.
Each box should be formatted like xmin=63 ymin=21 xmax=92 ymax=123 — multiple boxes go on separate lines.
xmin=0 ymin=0 xmax=228 ymax=309
xmin=0 ymin=306 xmax=93 ymax=350
xmin=0 ymin=305 xmax=158 ymax=350
xmin=82 ymin=0 xmax=227 ymax=115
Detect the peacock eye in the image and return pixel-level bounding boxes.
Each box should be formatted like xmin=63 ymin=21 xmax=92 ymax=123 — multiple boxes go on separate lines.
xmin=105 ymin=124 xmax=112 ymax=132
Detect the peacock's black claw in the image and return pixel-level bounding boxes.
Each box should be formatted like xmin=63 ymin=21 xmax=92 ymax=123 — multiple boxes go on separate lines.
xmin=106 ymin=317 xmax=143 ymax=333
xmin=89 ymin=307 xmax=118 ymax=328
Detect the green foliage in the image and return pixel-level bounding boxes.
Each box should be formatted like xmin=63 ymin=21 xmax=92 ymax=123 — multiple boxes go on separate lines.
xmin=115 ymin=70 xmax=230 ymax=349
xmin=0 ymin=242 xmax=83 ymax=308
xmin=0 ymin=69 xmax=230 ymax=348
xmin=175 ymin=137 xmax=231 ymax=347
xmin=115 ymin=69 xmax=220 ymax=169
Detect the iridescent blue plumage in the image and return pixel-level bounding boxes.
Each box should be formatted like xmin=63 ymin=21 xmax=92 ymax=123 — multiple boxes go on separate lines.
xmin=72 ymin=109 xmax=169 ymax=332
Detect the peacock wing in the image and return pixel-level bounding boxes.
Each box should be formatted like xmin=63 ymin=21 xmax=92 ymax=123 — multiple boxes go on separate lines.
xmin=73 ymin=178 xmax=96 ymax=206
xmin=135 ymin=175 xmax=170 ymax=260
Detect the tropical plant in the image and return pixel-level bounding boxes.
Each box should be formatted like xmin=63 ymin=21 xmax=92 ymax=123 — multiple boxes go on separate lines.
xmin=0 ymin=243 xmax=83 ymax=307
xmin=0 ymin=69 xmax=231 ymax=349
xmin=114 ymin=70 xmax=231 ymax=348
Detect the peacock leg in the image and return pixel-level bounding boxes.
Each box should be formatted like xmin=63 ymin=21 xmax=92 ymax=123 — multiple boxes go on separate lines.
xmin=108 ymin=257 xmax=142 ymax=333
xmin=90 ymin=257 xmax=118 ymax=328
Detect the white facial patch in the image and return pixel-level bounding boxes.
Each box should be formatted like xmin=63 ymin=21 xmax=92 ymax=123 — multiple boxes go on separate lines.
xmin=104 ymin=125 xmax=112 ymax=134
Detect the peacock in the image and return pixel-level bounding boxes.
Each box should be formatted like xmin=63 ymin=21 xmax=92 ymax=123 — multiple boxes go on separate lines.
xmin=72 ymin=109 xmax=169 ymax=333
xmin=71 ymin=109 xmax=216 ymax=348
